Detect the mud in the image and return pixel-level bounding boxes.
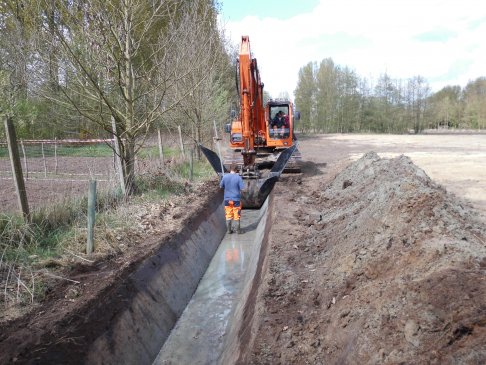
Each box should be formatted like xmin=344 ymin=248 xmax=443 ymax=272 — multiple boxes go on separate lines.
xmin=244 ymin=151 xmax=486 ymax=364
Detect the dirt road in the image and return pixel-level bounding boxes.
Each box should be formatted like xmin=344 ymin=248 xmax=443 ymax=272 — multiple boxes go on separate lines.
xmin=242 ymin=134 xmax=486 ymax=364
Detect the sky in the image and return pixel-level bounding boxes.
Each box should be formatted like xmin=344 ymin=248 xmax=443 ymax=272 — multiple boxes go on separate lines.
xmin=218 ymin=0 xmax=486 ymax=99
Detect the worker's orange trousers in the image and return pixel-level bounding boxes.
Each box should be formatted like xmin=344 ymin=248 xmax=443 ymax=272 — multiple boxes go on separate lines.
xmin=224 ymin=200 xmax=241 ymax=221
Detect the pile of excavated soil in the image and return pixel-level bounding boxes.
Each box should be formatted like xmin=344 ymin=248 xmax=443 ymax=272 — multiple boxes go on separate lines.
xmin=245 ymin=152 xmax=486 ymax=365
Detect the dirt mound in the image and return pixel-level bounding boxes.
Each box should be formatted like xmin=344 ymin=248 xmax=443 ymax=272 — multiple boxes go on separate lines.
xmin=247 ymin=152 xmax=486 ymax=364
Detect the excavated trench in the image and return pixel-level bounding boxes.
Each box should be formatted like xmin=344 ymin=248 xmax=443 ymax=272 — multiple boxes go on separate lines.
xmin=84 ymin=192 xmax=273 ymax=365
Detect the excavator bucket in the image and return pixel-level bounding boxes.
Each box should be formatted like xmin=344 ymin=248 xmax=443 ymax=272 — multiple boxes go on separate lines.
xmin=242 ymin=144 xmax=297 ymax=208
xmin=241 ymin=176 xmax=278 ymax=209
xmin=270 ymin=144 xmax=297 ymax=175
xmin=199 ymin=144 xmax=227 ymax=176
xmin=199 ymin=144 xmax=297 ymax=209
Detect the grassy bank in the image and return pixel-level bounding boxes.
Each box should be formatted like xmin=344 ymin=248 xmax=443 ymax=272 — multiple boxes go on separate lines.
xmin=0 ymin=158 xmax=214 ymax=310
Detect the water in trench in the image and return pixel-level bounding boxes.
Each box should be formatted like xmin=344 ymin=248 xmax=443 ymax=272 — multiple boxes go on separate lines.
xmin=153 ymin=208 xmax=265 ymax=365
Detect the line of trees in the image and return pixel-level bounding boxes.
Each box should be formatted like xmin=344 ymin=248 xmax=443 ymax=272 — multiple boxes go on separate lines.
xmin=0 ymin=0 xmax=237 ymax=194
xmin=294 ymin=58 xmax=486 ymax=133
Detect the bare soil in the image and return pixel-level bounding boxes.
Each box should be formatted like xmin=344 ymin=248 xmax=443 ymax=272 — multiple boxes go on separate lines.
xmin=1 ymin=134 xmax=486 ymax=364
xmin=242 ymin=134 xmax=486 ymax=364
xmin=0 ymin=156 xmax=115 ymax=213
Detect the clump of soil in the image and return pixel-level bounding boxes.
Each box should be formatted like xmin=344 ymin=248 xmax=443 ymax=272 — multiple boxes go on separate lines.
xmin=247 ymin=152 xmax=486 ymax=364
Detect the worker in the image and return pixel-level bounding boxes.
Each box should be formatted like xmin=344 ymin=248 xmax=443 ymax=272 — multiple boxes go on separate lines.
xmin=282 ymin=113 xmax=290 ymax=137
xmin=271 ymin=111 xmax=284 ymax=128
xmin=220 ymin=164 xmax=244 ymax=234
xmin=271 ymin=111 xmax=287 ymax=138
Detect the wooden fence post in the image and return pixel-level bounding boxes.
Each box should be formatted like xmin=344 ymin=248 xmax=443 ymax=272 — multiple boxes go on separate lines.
xmin=178 ymin=125 xmax=185 ymax=159
xmin=189 ymin=149 xmax=194 ymax=181
xmin=213 ymin=120 xmax=225 ymax=175
xmin=4 ymin=116 xmax=30 ymax=222
xmin=87 ymin=180 xmax=97 ymax=254
xmin=20 ymin=140 xmax=28 ymax=180
xmin=54 ymin=138 xmax=58 ymax=174
xmin=41 ymin=142 xmax=47 ymax=178
xmin=157 ymin=128 xmax=164 ymax=167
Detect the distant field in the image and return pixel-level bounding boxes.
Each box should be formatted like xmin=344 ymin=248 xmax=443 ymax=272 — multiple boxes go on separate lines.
xmin=300 ymin=133 xmax=486 ymax=214
xmin=0 ymin=139 xmax=184 ymax=214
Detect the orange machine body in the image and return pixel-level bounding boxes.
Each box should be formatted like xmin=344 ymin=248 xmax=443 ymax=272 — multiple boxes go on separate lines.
xmin=229 ymin=36 xmax=296 ymax=169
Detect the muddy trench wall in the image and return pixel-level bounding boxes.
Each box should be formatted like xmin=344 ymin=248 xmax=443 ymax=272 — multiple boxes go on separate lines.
xmin=85 ymin=190 xmax=226 ymax=365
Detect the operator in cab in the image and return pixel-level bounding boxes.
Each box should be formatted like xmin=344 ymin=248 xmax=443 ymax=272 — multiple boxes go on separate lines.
xmin=271 ymin=111 xmax=289 ymax=138
xmin=220 ymin=165 xmax=244 ymax=234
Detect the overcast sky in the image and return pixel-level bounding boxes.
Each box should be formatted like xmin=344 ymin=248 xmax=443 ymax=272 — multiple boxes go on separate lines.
xmin=219 ymin=0 xmax=486 ymax=99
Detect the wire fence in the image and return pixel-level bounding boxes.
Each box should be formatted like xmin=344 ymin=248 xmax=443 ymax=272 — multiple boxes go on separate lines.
xmin=0 ymin=139 xmax=114 ymax=176
xmin=0 ymin=122 xmax=221 ymax=311
xmin=0 ymin=139 xmax=117 ymax=214
xmin=0 ymin=132 xmax=202 ymax=215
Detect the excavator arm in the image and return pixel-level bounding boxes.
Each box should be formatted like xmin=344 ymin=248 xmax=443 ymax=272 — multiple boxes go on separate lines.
xmin=238 ymin=35 xmax=266 ymax=170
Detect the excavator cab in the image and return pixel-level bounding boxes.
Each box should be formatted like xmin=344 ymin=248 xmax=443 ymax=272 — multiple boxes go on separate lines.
xmin=266 ymin=100 xmax=294 ymax=147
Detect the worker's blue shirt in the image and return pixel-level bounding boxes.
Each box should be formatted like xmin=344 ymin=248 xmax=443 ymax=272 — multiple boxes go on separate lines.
xmin=220 ymin=172 xmax=244 ymax=201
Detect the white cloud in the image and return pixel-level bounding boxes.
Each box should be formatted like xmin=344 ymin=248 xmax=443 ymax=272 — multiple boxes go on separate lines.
xmin=222 ymin=0 xmax=486 ymax=98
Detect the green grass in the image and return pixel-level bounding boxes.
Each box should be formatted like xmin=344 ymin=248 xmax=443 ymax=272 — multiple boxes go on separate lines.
xmin=0 ymin=144 xmax=114 ymax=158
xmin=173 ymin=159 xmax=214 ymax=180
xmin=0 ymin=158 xmax=213 ymax=267
xmin=0 ymin=144 xmax=182 ymax=159
xmin=56 ymin=144 xmax=114 ymax=157
xmin=0 ymin=190 xmax=121 ymax=264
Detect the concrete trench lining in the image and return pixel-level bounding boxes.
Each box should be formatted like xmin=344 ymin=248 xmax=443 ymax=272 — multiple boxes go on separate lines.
xmin=219 ymin=192 xmax=274 ymax=365
xmin=86 ymin=191 xmax=227 ymax=365
xmin=154 ymin=193 xmax=272 ymax=364
xmin=85 ymin=190 xmax=273 ymax=364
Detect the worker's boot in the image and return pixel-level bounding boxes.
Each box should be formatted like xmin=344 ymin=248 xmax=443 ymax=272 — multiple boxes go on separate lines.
xmin=226 ymin=220 xmax=233 ymax=234
xmin=236 ymin=220 xmax=241 ymax=234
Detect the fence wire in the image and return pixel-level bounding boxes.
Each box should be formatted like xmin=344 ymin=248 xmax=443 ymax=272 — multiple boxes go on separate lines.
xmin=0 ymin=133 xmax=203 ymax=215
xmin=0 ymin=140 xmax=118 ymax=214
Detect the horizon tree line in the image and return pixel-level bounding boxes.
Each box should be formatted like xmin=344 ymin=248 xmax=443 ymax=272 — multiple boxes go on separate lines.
xmin=294 ymin=58 xmax=486 ymax=133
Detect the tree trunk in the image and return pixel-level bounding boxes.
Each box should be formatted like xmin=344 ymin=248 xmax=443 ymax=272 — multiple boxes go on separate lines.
xmin=124 ymin=136 xmax=137 ymax=195
xmin=196 ymin=123 xmax=202 ymax=160
xmin=121 ymin=0 xmax=136 ymax=196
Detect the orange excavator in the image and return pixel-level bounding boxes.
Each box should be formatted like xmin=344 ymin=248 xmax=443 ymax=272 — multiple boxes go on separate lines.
xmin=200 ymin=35 xmax=300 ymax=208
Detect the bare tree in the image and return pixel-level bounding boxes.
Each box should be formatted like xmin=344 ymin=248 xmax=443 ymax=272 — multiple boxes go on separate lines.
xmin=33 ymin=0 xmax=218 ymax=194
xmin=463 ymin=77 xmax=486 ymax=130
xmin=405 ymin=76 xmax=430 ymax=133
xmin=163 ymin=21 xmax=235 ymax=159
xmin=294 ymin=62 xmax=316 ymax=133
xmin=0 ymin=0 xmax=39 ymax=135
